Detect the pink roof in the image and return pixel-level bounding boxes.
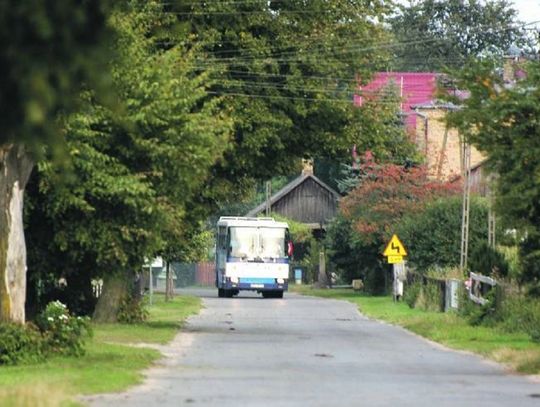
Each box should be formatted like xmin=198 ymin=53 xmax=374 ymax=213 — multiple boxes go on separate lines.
xmin=355 ymin=72 xmax=438 ymax=128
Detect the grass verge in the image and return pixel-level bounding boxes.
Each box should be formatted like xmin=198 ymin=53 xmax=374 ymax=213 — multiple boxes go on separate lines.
xmin=0 ymin=294 xmax=201 ymax=407
xmin=291 ymin=285 xmax=540 ymax=375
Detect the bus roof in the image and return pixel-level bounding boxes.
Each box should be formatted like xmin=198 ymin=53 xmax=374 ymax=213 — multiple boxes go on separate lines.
xmin=217 ymin=216 xmax=288 ymax=229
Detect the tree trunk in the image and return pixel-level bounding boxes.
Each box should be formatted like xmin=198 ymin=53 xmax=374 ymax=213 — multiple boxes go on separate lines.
xmin=165 ymin=261 xmax=174 ymax=301
xmin=0 ymin=144 xmax=34 ymax=324
xmin=93 ymin=273 xmax=128 ymax=323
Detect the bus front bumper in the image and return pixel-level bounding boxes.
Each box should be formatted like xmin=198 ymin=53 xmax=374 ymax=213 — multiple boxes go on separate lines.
xmin=222 ymin=278 xmax=288 ymax=291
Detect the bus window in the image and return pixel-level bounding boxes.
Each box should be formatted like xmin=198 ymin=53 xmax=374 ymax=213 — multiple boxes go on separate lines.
xmin=217 ymin=226 xmax=227 ymax=250
xmin=260 ymin=228 xmax=286 ymax=259
xmin=229 ymin=227 xmax=258 ymax=259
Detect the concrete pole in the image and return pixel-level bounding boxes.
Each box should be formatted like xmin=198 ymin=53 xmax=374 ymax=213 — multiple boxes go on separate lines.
xmin=149 ymin=267 xmax=153 ymax=306
xmin=318 ymin=250 xmax=328 ymax=288
xmin=265 ymin=181 xmax=271 ymax=216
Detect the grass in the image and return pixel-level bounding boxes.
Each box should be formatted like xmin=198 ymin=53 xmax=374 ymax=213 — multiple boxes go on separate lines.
xmin=0 ymin=294 xmax=201 ymax=407
xmin=93 ymin=294 xmax=201 ymax=345
xmin=291 ymin=285 xmax=540 ymax=375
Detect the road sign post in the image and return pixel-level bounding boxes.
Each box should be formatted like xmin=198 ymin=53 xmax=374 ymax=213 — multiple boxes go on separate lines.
xmin=382 ymin=234 xmax=408 ymax=301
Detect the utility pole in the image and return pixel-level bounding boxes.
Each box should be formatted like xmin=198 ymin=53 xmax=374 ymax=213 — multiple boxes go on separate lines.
xmin=460 ymin=140 xmax=472 ymax=273
xmin=487 ymin=175 xmax=496 ymax=247
xmin=265 ymin=181 xmax=271 ymax=216
xmin=436 ymin=125 xmax=449 ymax=180
xmin=149 ymin=266 xmax=153 ymax=306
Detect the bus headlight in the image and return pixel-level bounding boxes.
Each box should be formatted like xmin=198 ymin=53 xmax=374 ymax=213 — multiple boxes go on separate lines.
xmin=277 ymin=278 xmax=284 ymax=284
xmin=231 ymin=276 xmax=239 ymax=284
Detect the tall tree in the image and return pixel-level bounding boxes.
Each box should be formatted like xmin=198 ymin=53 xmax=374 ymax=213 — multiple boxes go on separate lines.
xmin=390 ymin=0 xmax=526 ymax=72
xmin=26 ymin=1 xmax=231 ymax=321
xmin=169 ymin=0 xmax=395 ymax=205
xmin=0 ymin=0 xmax=112 ymax=323
xmin=446 ymin=59 xmax=540 ymax=294
xmin=327 ymin=158 xmax=458 ymax=292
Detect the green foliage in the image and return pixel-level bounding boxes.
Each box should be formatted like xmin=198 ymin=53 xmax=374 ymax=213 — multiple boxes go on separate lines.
xmin=0 ymin=323 xmax=44 ymax=365
xmin=519 ymin=231 xmax=540 ymax=296
xmin=446 ymin=60 xmax=540 ymax=294
xmin=463 ymin=288 xmax=501 ymax=327
xmin=326 ymin=214 xmax=381 ymax=287
xmin=0 ymin=0 xmax=113 ymax=157
xmin=498 ymin=296 xmax=540 ymax=343
xmin=117 ymin=296 xmax=149 ymax=324
xmin=468 ymin=241 xmax=509 ymax=277
xmin=179 ymin=0 xmax=395 ymax=201
xmin=390 ymin=0 xmax=527 ymax=72
xmin=25 ymin=1 xmax=231 ymax=313
xmin=498 ymin=245 xmax=522 ymax=281
xmin=327 ymin=161 xmax=458 ymax=292
xmin=0 ymin=294 xmax=201 ymax=405
xmin=416 ymin=281 xmax=443 ymax=312
xmin=272 ymin=213 xmax=313 ymax=245
xmin=0 ymin=301 xmax=92 ymax=365
xmin=36 ymin=301 xmax=92 ymax=357
xmin=404 ymin=276 xmax=445 ymax=312
xmin=404 ymin=281 xmax=422 ymax=308
xmin=397 ymin=196 xmax=490 ymax=272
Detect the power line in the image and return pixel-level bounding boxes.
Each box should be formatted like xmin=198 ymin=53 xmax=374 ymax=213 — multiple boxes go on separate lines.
xmin=206 ymin=90 xmax=355 ymax=103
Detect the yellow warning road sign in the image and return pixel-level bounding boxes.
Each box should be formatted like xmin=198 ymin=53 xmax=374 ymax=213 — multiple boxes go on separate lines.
xmin=383 ymin=234 xmax=407 ymax=257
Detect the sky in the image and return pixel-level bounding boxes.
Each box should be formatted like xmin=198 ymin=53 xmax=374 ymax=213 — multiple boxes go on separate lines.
xmin=511 ymin=0 xmax=540 ymax=24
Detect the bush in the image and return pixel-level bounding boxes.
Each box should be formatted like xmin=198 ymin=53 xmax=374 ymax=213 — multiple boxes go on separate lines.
xmin=117 ymin=296 xmax=149 ymax=324
xmin=404 ymin=280 xmax=422 ymax=308
xmin=397 ymin=196 xmax=490 ymax=271
xmin=0 ymin=323 xmax=44 ymax=365
xmin=36 ymin=300 xmax=92 ymax=356
xmin=499 ymin=295 xmax=540 ymax=342
xmin=519 ymin=231 xmax=540 ymax=296
xmin=468 ymin=241 xmax=509 ymax=277
xmin=464 ymin=289 xmax=499 ymax=326
xmin=0 ymin=301 xmax=92 ymax=365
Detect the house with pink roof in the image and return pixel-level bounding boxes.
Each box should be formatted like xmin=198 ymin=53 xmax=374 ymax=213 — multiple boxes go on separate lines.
xmin=355 ymin=72 xmax=438 ymax=129
xmin=355 ymin=72 xmax=485 ymax=182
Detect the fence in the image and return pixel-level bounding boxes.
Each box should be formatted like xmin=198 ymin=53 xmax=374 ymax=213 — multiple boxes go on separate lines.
xmin=196 ymin=262 xmax=215 ymax=286
xmin=469 ymin=272 xmax=497 ymax=306
xmin=146 ymin=262 xmax=215 ymax=291
xmin=404 ymin=271 xmax=462 ymax=312
xmin=404 ymin=269 xmax=502 ymax=312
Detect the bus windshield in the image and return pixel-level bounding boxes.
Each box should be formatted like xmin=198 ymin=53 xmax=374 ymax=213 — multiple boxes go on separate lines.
xmin=229 ymin=227 xmax=286 ymax=260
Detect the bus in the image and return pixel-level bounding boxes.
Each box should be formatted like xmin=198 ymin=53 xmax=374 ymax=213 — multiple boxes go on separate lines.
xmin=215 ymin=216 xmax=292 ymax=298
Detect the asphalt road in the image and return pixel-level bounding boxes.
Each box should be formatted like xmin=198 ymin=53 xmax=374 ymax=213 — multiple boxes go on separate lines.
xmin=87 ymin=288 xmax=540 ymax=406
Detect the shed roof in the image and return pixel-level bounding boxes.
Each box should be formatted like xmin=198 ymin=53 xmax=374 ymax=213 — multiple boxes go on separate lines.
xmin=245 ymin=173 xmax=340 ymax=218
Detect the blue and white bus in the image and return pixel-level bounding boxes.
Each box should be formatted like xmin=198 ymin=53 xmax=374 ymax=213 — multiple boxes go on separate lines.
xmin=215 ymin=217 xmax=292 ymax=298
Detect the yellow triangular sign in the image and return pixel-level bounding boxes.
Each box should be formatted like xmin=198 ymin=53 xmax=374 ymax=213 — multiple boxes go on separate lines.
xmin=383 ymin=234 xmax=407 ymax=257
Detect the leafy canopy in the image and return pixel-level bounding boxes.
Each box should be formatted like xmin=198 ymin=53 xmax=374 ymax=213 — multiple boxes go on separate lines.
xmin=25 ymin=1 xmax=231 ymax=313
xmin=446 ymin=59 xmax=540 ymax=292
xmin=390 ymin=0 xmax=526 ymax=72
xmin=171 ymin=0 xmax=395 ymax=202
xmin=0 ymin=0 xmax=113 ymax=158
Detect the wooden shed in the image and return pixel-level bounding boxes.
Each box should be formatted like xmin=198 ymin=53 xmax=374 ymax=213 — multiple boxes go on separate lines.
xmin=245 ymin=171 xmax=340 ymax=233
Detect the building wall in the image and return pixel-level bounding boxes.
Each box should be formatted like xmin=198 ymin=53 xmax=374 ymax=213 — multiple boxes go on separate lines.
xmin=415 ymin=108 xmax=485 ymax=180
xmin=272 ymin=178 xmax=337 ymax=224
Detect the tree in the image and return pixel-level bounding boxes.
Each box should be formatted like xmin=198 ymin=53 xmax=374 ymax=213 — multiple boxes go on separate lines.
xmin=25 ymin=2 xmax=231 ymax=321
xmin=0 ymin=0 xmax=112 ymax=323
xmin=316 ymin=83 xmax=421 ymax=190
xmin=171 ymin=0 xmax=395 ymax=204
xmin=446 ymin=59 xmax=540 ymax=294
xmin=396 ymin=196 xmax=490 ymax=272
xmin=390 ymin=0 xmax=527 ymax=72
xmin=327 ymin=159 xmax=459 ymax=292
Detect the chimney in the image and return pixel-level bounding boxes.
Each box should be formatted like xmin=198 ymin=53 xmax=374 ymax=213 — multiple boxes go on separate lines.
xmin=302 ymin=159 xmax=314 ymax=175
